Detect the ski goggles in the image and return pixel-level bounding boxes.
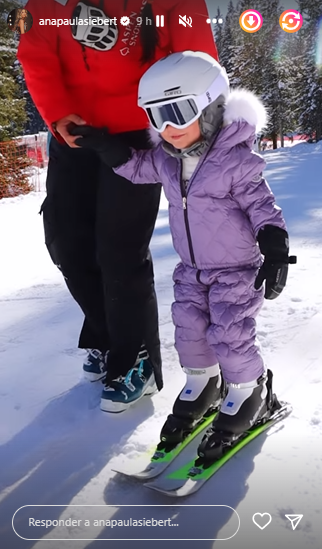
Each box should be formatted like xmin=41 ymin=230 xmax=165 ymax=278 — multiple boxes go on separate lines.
xmin=143 ymin=95 xmax=209 ymax=133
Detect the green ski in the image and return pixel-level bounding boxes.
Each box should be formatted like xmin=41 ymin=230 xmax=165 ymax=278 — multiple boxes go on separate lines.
xmin=112 ymin=409 xmax=218 ymax=480
xmin=145 ymin=402 xmax=292 ymax=496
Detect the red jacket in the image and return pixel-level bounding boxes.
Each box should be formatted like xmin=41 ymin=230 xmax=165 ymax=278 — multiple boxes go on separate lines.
xmin=18 ymin=0 xmax=218 ymax=134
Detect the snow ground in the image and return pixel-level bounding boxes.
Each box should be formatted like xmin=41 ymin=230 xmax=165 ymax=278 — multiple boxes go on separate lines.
xmin=0 ymin=143 xmax=321 ymax=549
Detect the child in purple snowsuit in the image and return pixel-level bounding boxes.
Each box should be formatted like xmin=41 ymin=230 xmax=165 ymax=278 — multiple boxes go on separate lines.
xmin=72 ymin=52 xmax=296 ymax=452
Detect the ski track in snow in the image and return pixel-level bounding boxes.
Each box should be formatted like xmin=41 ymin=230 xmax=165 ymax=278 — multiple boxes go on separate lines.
xmin=0 ymin=143 xmax=321 ymax=549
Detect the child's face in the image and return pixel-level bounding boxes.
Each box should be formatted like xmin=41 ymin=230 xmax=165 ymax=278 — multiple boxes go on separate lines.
xmin=161 ymin=120 xmax=202 ymax=150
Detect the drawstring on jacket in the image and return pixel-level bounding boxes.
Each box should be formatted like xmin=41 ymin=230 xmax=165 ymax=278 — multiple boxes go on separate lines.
xmin=81 ymin=44 xmax=90 ymax=71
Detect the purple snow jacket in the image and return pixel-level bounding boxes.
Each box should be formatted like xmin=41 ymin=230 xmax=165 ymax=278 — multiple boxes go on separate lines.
xmin=115 ymin=90 xmax=286 ymax=270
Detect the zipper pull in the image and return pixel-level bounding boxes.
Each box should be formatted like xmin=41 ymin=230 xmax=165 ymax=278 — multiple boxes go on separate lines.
xmin=182 ymin=197 xmax=187 ymax=210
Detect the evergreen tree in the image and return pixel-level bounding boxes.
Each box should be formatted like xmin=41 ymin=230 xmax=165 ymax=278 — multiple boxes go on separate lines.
xmin=219 ymin=1 xmax=237 ymax=79
xmin=259 ymin=0 xmax=283 ymax=147
xmin=227 ymin=0 xmax=278 ymax=96
xmin=297 ymin=0 xmax=322 ymax=140
xmin=213 ymin=8 xmax=224 ymax=60
xmin=278 ymin=32 xmax=305 ymax=138
xmin=22 ymin=88 xmax=47 ymax=135
xmin=0 ymin=1 xmax=33 ymax=198
xmin=17 ymin=68 xmax=47 ymax=135
xmin=224 ymin=0 xmax=298 ymax=148
xmin=0 ymin=0 xmax=27 ymax=142
xmin=214 ymin=0 xmax=321 ymax=146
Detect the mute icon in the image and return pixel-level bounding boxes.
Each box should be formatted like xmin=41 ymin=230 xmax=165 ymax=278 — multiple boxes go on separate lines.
xmin=179 ymin=15 xmax=192 ymax=27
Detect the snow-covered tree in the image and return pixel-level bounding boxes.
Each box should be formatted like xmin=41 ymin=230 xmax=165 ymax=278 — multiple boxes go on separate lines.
xmin=213 ymin=8 xmax=224 ymax=60
xmin=218 ymin=1 xmax=237 ymax=79
xmin=216 ymin=0 xmax=307 ymax=148
xmin=21 ymin=85 xmax=47 ymax=135
xmin=258 ymin=0 xmax=284 ymax=147
xmin=277 ymin=31 xmax=306 ymax=137
xmin=296 ymin=0 xmax=322 ymax=140
xmin=0 ymin=0 xmax=27 ymax=141
xmin=16 ymin=64 xmax=47 ymax=135
xmin=0 ymin=1 xmax=34 ymax=198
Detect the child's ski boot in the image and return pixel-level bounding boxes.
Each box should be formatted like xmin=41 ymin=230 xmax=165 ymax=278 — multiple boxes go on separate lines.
xmin=197 ymin=369 xmax=280 ymax=462
xmin=160 ymin=364 xmax=226 ymax=446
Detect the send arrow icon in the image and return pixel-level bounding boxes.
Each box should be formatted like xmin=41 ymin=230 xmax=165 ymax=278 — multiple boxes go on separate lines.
xmin=285 ymin=514 xmax=303 ymax=530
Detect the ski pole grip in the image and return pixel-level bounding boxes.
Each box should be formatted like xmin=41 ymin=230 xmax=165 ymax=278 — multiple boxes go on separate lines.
xmin=288 ymin=256 xmax=297 ymax=264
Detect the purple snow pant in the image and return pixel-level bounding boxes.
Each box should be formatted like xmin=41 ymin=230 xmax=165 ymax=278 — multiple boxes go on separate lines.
xmin=171 ymin=263 xmax=265 ymax=384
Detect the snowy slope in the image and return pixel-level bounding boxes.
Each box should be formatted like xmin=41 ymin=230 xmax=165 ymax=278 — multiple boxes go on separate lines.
xmin=0 ymin=143 xmax=321 ymax=549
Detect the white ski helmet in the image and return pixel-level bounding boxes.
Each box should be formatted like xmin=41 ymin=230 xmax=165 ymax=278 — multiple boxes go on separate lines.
xmin=71 ymin=1 xmax=118 ymax=52
xmin=138 ymin=51 xmax=230 ymax=149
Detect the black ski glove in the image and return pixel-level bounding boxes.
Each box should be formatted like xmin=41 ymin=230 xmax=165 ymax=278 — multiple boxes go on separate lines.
xmin=255 ymin=225 xmax=297 ymax=300
xmin=69 ymin=125 xmax=131 ymax=167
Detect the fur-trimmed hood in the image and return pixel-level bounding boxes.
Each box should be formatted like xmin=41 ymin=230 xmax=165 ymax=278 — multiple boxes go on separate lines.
xmin=222 ymin=89 xmax=267 ymax=131
xmin=148 ymin=89 xmax=267 ymax=149
xmin=217 ymin=89 xmax=267 ymax=149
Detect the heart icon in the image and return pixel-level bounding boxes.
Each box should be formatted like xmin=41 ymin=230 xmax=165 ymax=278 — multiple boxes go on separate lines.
xmin=252 ymin=512 xmax=272 ymax=530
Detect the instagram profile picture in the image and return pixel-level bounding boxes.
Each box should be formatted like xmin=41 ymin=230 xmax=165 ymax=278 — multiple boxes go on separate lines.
xmin=7 ymin=8 xmax=33 ymax=35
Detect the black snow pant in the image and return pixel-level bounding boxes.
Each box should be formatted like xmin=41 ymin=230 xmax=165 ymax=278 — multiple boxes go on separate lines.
xmin=41 ymin=130 xmax=163 ymax=390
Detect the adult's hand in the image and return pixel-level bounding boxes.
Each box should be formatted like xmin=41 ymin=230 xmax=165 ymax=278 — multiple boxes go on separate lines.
xmin=70 ymin=125 xmax=131 ymax=167
xmin=54 ymin=114 xmax=87 ymax=148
